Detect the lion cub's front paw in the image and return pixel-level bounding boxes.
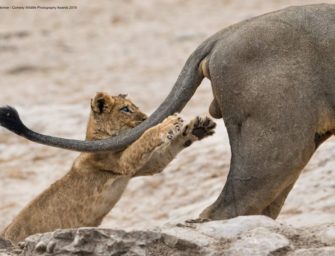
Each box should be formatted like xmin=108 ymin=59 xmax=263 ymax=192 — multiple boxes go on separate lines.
xmin=184 ymin=116 xmax=216 ymax=140
xmin=159 ymin=114 xmax=184 ymax=143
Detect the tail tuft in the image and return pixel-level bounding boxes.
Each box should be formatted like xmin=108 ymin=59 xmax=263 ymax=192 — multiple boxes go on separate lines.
xmin=0 ymin=106 xmax=27 ymax=135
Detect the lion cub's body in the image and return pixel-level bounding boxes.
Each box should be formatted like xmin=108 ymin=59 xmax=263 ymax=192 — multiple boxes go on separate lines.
xmin=2 ymin=92 xmax=215 ymax=244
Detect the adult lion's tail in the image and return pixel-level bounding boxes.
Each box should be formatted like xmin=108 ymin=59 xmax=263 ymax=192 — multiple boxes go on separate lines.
xmin=0 ymin=39 xmax=217 ymax=152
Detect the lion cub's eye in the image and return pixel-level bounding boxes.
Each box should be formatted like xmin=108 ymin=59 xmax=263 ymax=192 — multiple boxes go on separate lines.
xmin=120 ymin=106 xmax=132 ymax=113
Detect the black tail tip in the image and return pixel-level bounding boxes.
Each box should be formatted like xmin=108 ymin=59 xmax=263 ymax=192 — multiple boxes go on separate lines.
xmin=0 ymin=106 xmax=26 ymax=135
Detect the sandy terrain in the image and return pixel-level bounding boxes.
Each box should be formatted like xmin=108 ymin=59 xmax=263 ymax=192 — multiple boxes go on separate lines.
xmin=0 ymin=0 xmax=334 ymax=234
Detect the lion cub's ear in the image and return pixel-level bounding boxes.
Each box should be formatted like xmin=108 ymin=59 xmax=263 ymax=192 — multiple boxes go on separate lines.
xmin=91 ymin=92 xmax=115 ymax=114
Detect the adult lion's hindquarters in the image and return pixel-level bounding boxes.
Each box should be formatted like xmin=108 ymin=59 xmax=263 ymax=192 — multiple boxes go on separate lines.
xmin=200 ymin=4 xmax=335 ymax=219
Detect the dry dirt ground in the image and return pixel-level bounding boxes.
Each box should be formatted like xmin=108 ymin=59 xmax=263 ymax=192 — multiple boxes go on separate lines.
xmin=0 ymin=0 xmax=334 ymax=234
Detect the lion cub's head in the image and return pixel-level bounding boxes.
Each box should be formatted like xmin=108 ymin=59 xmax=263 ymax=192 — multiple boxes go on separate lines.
xmin=86 ymin=92 xmax=147 ymax=140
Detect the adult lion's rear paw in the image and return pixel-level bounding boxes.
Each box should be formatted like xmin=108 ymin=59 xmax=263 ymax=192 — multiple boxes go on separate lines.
xmin=184 ymin=116 xmax=216 ymax=140
xmin=159 ymin=114 xmax=184 ymax=143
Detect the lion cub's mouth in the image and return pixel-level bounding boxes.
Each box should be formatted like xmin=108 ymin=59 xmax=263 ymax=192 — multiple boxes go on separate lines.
xmin=134 ymin=120 xmax=145 ymax=126
xmin=128 ymin=119 xmax=146 ymax=128
xmin=118 ymin=120 xmax=146 ymax=133
xmin=99 ymin=119 xmax=146 ymax=139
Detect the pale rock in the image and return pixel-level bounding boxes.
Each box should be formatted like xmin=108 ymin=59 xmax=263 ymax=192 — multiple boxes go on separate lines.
xmin=227 ymin=227 xmax=290 ymax=256
xmin=162 ymin=225 xmax=215 ymax=247
xmin=289 ymin=247 xmax=335 ymax=256
xmin=196 ymin=215 xmax=279 ymax=239
xmin=319 ymin=227 xmax=335 ymax=244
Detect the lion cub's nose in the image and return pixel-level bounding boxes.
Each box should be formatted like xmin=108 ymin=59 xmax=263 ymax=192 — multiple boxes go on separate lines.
xmin=140 ymin=114 xmax=147 ymax=121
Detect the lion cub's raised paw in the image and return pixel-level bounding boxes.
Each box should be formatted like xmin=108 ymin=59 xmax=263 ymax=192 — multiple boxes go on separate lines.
xmin=183 ymin=116 xmax=216 ymax=140
xmin=159 ymin=114 xmax=184 ymax=143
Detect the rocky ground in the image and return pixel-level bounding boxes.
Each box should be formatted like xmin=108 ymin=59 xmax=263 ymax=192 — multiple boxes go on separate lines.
xmin=0 ymin=0 xmax=335 ymax=255
xmin=1 ymin=216 xmax=335 ymax=256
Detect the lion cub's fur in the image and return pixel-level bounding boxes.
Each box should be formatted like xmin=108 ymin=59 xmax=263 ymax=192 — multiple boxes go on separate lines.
xmin=1 ymin=92 xmax=216 ymax=244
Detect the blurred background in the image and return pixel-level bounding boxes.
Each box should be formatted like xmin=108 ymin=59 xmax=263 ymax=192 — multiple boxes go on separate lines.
xmin=0 ymin=0 xmax=334 ymax=231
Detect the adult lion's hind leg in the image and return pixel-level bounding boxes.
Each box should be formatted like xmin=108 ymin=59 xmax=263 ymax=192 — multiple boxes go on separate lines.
xmin=261 ymin=129 xmax=335 ymax=219
xmin=200 ymin=115 xmax=317 ymax=220
xmin=261 ymin=183 xmax=295 ymax=219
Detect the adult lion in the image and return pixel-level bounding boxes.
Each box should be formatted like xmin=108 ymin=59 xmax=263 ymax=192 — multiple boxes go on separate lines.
xmin=0 ymin=4 xmax=334 ymax=220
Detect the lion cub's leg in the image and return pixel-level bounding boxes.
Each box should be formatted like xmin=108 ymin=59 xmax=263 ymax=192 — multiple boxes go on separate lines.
xmin=117 ymin=115 xmax=184 ymax=176
xmin=135 ymin=116 xmax=216 ymax=176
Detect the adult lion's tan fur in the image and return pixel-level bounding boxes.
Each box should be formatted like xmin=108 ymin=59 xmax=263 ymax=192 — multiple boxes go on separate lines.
xmin=1 ymin=92 xmax=216 ymax=244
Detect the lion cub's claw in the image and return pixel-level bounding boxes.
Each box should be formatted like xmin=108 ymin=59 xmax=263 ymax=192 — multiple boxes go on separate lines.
xmin=160 ymin=114 xmax=184 ymax=143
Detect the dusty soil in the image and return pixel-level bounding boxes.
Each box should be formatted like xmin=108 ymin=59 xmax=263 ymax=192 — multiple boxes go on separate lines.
xmin=0 ymin=0 xmax=334 ymax=234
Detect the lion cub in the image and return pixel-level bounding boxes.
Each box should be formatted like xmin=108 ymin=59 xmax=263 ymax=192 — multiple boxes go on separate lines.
xmin=1 ymin=92 xmax=216 ymax=244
